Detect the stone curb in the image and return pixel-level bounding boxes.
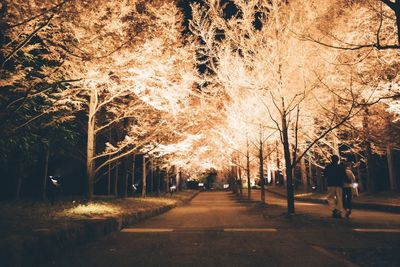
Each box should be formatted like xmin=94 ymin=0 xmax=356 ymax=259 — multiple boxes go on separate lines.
xmin=1 ymin=191 xmax=199 ymax=267
xmin=266 ymin=189 xmax=400 ymax=213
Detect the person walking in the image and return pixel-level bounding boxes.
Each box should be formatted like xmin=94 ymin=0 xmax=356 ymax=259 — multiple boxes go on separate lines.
xmin=324 ymin=155 xmax=345 ymax=218
xmin=343 ymin=162 xmax=356 ymax=218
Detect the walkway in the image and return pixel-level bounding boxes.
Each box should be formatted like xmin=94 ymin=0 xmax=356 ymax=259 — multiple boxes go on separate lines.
xmin=44 ymin=191 xmax=400 ymax=267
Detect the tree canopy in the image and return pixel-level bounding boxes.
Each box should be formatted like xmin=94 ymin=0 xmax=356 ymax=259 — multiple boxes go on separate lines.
xmin=1 ymin=0 xmax=399 ymax=206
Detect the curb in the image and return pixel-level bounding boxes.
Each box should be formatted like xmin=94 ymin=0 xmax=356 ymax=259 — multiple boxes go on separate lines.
xmin=350 ymin=202 xmax=400 ymax=213
xmin=266 ymin=189 xmax=400 ymax=213
xmin=1 ymin=191 xmax=199 ymax=267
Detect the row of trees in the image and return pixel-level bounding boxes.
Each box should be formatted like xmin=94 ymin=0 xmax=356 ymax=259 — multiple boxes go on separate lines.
xmin=188 ymin=0 xmax=400 ymax=213
xmin=0 ymin=0 xmax=217 ymax=200
xmin=1 ymin=1 xmax=399 ymax=214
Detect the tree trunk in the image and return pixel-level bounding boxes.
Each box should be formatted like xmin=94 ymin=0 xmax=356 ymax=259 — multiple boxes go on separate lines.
xmin=232 ymin=166 xmax=237 ymax=194
xmin=332 ymin=129 xmax=340 ymax=157
xmin=354 ymin=153 xmax=364 ymax=191
xmin=259 ymin=126 xmax=265 ymax=204
xmin=300 ymin=156 xmax=307 ymax=191
xmin=177 ymin=170 xmax=182 ymax=191
xmin=308 ymin=158 xmax=312 ymax=182
xmin=107 ymin=128 xmax=112 ymax=196
xmin=316 ymin=166 xmax=324 ymax=193
xmin=132 ymin=154 xmax=136 ymax=196
xmin=124 ymin=171 xmax=129 ymax=198
xmin=86 ymin=136 xmax=95 ymax=199
xmin=363 ymin=105 xmax=375 ymax=193
xmin=86 ymin=89 xmax=96 ymax=200
xmin=150 ymin=158 xmax=154 ymax=194
xmin=365 ymin=141 xmax=374 ymax=192
xmin=387 ymin=145 xmax=398 ymax=191
xmin=246 ymin=139 xmax=251 ymax=199
xmin=276 ymin=140 xmax=280 ymax=170
xmin=114 ymin=162 xmax=119 ymax=196
xmin=165 ymin=167 xmax=170 ymax=193
xmin=107 ymin=161 xmax=111 ymax=196
xmin=282 ymin=114 xmax=295 ymax=214
xmin=238 ymin=165 xmax=243 ymax=197
xmin=142 ymin=156 xmax=146 ymax=197
xmin=123 ymin=158 xmax=129 ymax=198
xmin=271 ymin=168 xmax=275 ymax=185
xmin=42 ymin=145 xmax=50 ymax=200
xmin=157 ymin=166 xmax=161 ymax=196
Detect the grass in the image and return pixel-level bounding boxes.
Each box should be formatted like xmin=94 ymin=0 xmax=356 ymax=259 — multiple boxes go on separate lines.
xmin=61 ymin=203 xmax=123 ymax=217
xmin=0 ymin=190 xmax=196 ymax=239
xmin=271 ymin=186 xmax=400 ymax=205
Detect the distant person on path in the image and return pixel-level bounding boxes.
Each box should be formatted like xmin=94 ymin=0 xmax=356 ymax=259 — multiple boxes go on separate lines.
xmin=343 ymin=162 xmax=356 ymax=218
xmin=324 ymin=155 xmax=344 ymax=218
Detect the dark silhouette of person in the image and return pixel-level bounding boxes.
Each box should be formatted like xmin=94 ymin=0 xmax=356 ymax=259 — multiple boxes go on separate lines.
xmin=324 ymin=155 xmax=345 ymax=218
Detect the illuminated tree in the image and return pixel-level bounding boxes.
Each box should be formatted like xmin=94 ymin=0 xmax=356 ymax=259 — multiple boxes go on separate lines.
xmin=3 ymin=0 xmax=399 ymax=202
xmin=301 ymin=1 xmax=400 ymax=117
xmin=0 ymin=0 xmax=83 ymax=199
xmin=71 ymin=1 xmax=198 ymax=199
xmin=1 ymin=0 xmax=198 ymax=199
xmin=189 ymin=0 xmax=370 ymax=213
xmin=302 ymin=0 xmax=400 ymax=192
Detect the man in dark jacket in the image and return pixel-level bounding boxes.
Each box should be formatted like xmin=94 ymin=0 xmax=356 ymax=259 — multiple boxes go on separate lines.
xmin=324 ymin=155 xmax=345 ymax=218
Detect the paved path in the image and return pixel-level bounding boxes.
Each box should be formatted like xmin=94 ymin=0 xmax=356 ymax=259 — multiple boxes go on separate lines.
xmin=247 ymin=189 xmax=400 ymax=226
xmin=44 ymin=191 xmax=400 ymax=267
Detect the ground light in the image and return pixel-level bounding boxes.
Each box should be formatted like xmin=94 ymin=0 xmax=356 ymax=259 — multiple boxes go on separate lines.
xmin=61 ymin=203 xmax=122 ymax=217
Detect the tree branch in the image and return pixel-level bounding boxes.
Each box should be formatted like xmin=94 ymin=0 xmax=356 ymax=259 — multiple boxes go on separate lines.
xmin=9 ymin=0 xmax=67 ymax=28
xmin=302 ymin=35 xmax=400 ymax=50
xmin=1 ymin=14 xmax=55 ymax=68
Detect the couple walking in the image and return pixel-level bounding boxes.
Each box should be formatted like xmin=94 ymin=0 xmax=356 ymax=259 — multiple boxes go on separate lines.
xmin=324 ymin=155 xmax=356 ymax=218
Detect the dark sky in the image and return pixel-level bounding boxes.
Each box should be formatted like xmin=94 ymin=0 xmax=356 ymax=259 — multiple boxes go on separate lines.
xmin=176 ymin=0 xmax=262 ymax=74
xmin=177 ymin=0 xmax=242 ymax=32
xmin=177 ymin=0 xmax=262 ymax=33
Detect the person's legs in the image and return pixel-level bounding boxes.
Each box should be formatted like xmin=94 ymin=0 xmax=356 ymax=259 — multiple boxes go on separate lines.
xmin=343 ymin=188 xmax=349 ymax=211
xmin=335 ymin=187 xmax=344 ymax=216
xmin=347 ymin=188 xmax=353 ymax=216
xmin=326 ymin=187 xmax=337 ymax=212
xmin=343 ymin=187 xmax=352 ymax=217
